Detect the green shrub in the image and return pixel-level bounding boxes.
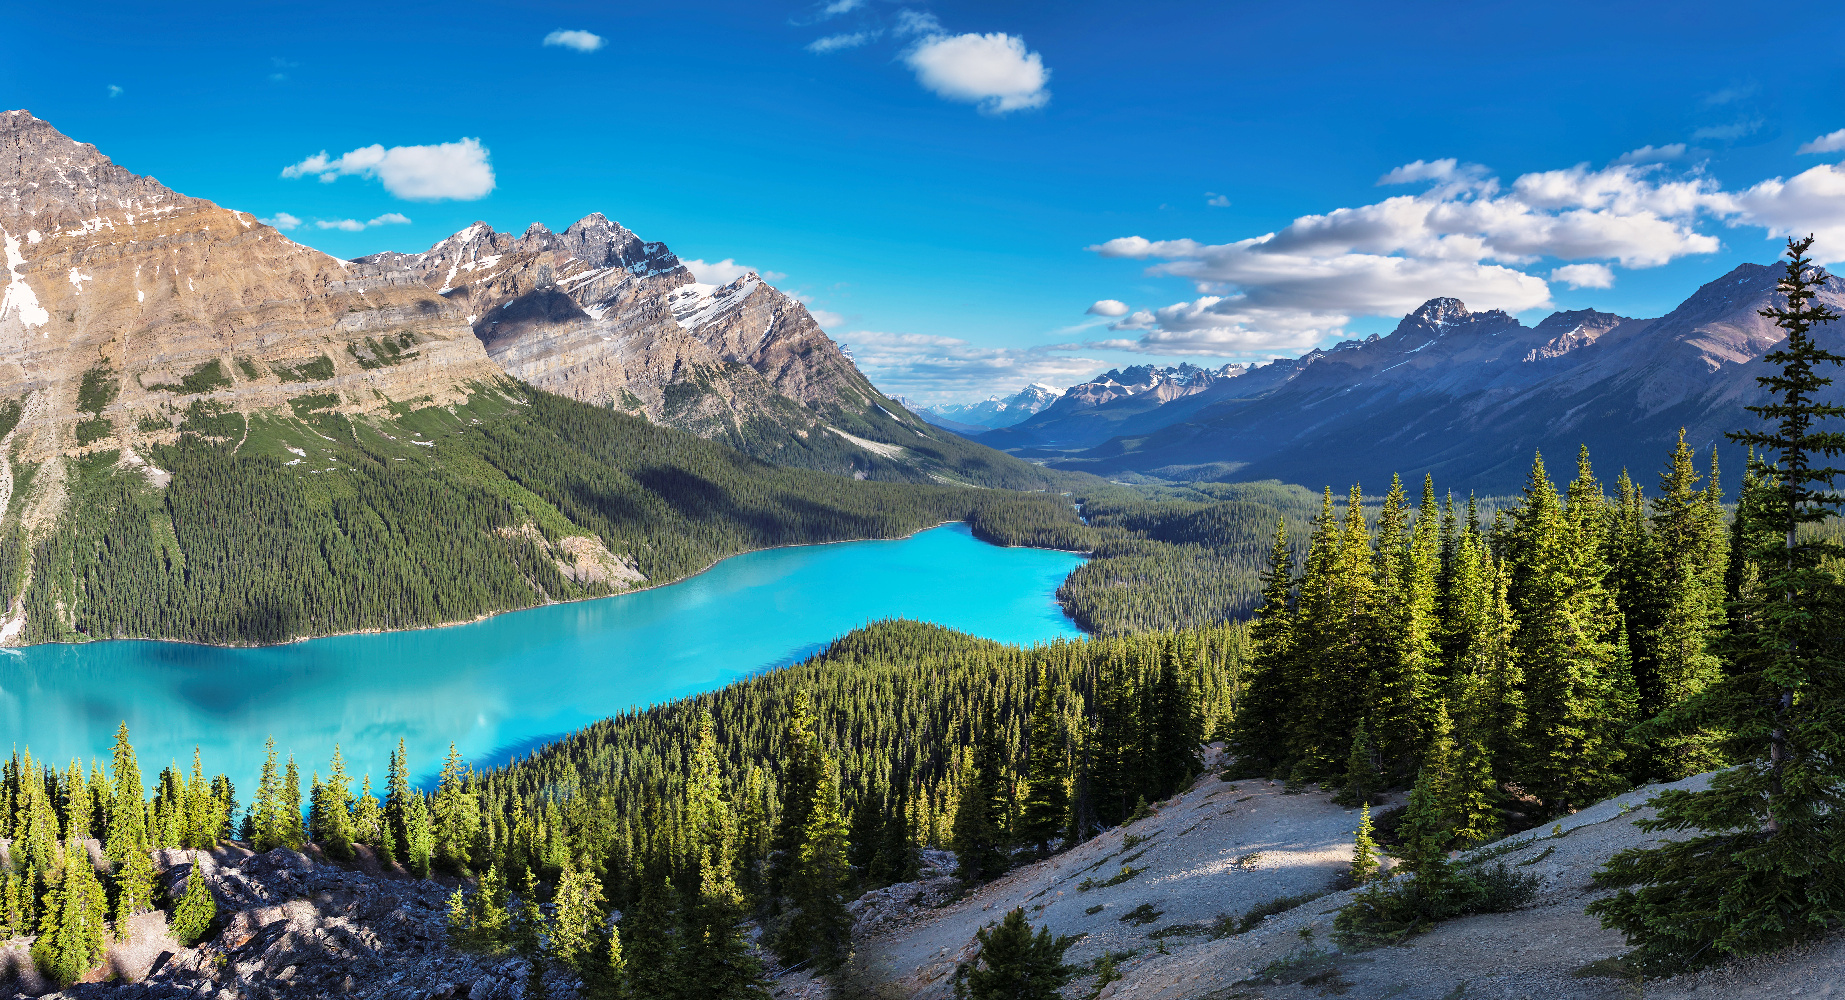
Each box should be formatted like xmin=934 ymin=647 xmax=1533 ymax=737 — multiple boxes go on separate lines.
xmin=1333 ymin=860 xmax=1538 ymax=948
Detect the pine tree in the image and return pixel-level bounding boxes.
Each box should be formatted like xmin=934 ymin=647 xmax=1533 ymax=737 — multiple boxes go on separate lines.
xmin=1228 ymin=519 xmax=1300 ymax=777
xmin=170 ymin=855 xmax=218 ymax=946
xmin=253 ymin=737 xmax=284 ymax=851
xmin=765 ymin=697 xmax=824 ymax=906
xmin=1292 ymin=486 xmax=1381 ymax=778
xmin=115 ymin=848 xmax=160 ymax=936
xmin=404 ymin=790 xmax=436 ymax=877
xmin=282 ymin=754 xmax=304 ymax=849
xmin=622 ymin=873 xmax=682 ymax=999
xmin=951 ymin=715 xmax=1010 ymax=882
xmin=776 ymin=760 xmax=853 ymax=972
xmin=1590 ymin=236 xmax=1845 ymax=971
xmin=1147 ymin=638 xmax=1204 ymax=799
xmin=433 ymin=744 xmax=479 ymax=874
xmin=1396 ymin=701 xmax=1459 ymax=868
xmin=32 ymin=839 xmax=109 ymax=986
xmin=386 ymin=738 xmax=411 ymax=865
xmin=105 ymin=722 xmax=147 ymax=865
xmin=354 ymin=775 xmax=385 ymax=862
xmin=61 ymin=760 xmax=86 ymax=847
xmin=1635 ymin=431 xmax=1730 ymax=779
xmin=581 ymin=922 xmax=632 ymax=1000
xmin=680 ymin=714 xmax=770 ymax=1000
xmin=1350 ymin=804 xmax=1380 ymax=886
xmin=1506 ymin=452 xmax=1624 ymax=811
xmin=1017 ymin=667 xmax=1070 ymax=856
xmin=1337 ymin=718 xmax=1382 ymax=807
xmin=511 ymin=868 xmax=550 ymax=1000
xmin=318 ymin=745 xmax=355 ymax=861
xmin=1371 ymin=475 xmax=1441 ymax=776
xmin=550 ymin=861 xmax=607 ymax=974
xmin=953 ymin=907 xmax=1073 ymax=1000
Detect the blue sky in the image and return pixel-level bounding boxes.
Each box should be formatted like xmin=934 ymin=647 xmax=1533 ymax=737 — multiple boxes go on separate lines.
xmin=5 ymin=0 xmax=1845 ymax=402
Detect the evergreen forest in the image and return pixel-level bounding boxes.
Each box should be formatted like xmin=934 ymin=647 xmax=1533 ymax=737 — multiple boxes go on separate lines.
xmin=3 ymin=240 xmax=1842 ymax=989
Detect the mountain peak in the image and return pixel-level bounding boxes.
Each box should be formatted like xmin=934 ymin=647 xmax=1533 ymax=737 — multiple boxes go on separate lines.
xmin=1411 ymin=297 xmax=1471 ymax=324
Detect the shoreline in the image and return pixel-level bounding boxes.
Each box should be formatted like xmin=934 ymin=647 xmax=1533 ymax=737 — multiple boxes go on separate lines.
xmin=9 ymin=520 xmax=1092 ymax=652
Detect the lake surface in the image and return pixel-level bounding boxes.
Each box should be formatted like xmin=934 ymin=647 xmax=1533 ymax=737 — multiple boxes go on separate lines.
xmin=0 ymin=523 xmax=1083 ymax=793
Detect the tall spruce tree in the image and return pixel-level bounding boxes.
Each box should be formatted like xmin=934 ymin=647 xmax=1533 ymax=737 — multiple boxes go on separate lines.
xmin=775 ymin=760 xmax=853 ymax=973
xmin=1228 ymin=519 xmax=1299 ymax=777
xmin=253 ymin=737 xmax=285 ymax=852
xmin=766 ymin=697 xmax=825 ymax=907
xmin=104 ymin=722 xmax=146 ymax=864
xmin=1017 ymin=668 xmax=1070 ymax=855
xmin=952 ymin=714 xmax=1011 ymax=882
xmin=32 ymin=839 xmax=109 ymax=986
xmin=319 ymin=745 xmax=355 ymax=861
xmin=1590 ymin=236 xmax=1845 ymax=970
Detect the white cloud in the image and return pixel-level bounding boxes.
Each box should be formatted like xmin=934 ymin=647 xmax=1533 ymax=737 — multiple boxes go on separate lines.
xmin=282 ymin=138 xmax=495 ymax=201
xmin=543 ymin=30 xmax=604 ymax=53
xmin=1614 ymin=143 xmax=1686 ymax=165
xmin=313 ymin=213 xmax=413 ymax=232
xmin=1551 ymin=263 xmax=1616 ymax=289
xmin=809 ymin=309 xmax=845 ymax=328
xmin=1086 ymin=299 xmax=1130 ymax=317
xmin=808 ymin=31 xmax=878 ymax=53
xmin=1087 ymin=156 xmax=1766 ymax=357
xmin=822 ymin=0 xmax=864 ymax=14
xmin=260 ymin=212 xmax=302 ymax=231
xmin=107 ymin=85 xmax=123 ymax=98
xmin=683 ymin=258 xmax=765 ymax=285
xmin=1727 ymin=162 xmax=1845 ymax=264
xmin=903 ymin=31 xmax=1049 ymax=114
xmin=841 ymin=330 xmax=1101 ymax=402
xmin=1797 ymin=129 xmax=1845 ymax=155
xmin=1206 ymin=192 xmax=1231 ymax=208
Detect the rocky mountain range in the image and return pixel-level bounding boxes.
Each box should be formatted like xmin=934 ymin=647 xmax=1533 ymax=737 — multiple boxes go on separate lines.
xmin=912 ymin=382 xmax=1064 ymax=432
xmin=0 ymin=110 xmax=1047 ymax=495
xmin=980 ymin=269 xmax=1845 ymax=494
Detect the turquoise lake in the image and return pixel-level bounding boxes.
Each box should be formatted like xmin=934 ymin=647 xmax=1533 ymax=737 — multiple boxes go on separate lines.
xmin=0 ymin=522 xmax=1084 ymax=793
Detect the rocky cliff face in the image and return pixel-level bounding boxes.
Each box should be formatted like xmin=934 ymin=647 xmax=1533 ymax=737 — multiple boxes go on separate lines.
xmin=354 ymin=216 xmax=877 ymax=441
xmin=0 ymin=110 xmax=502 ymax=475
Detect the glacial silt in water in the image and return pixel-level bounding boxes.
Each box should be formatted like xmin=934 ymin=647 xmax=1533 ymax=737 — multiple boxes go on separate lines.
xmin=0 ymin=523 xmax=1083 ymax=790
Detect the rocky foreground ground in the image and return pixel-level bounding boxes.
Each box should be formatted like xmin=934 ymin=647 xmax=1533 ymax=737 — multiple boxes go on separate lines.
xmin=7 ymin=750 xmax=1845 ymax=998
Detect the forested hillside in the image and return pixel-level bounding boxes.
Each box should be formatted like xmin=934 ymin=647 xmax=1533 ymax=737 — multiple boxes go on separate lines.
xmin=1 ymin=619 xmax=1246 ymax=989
xmin=6 ymin=381 xmax=1088 ymax=646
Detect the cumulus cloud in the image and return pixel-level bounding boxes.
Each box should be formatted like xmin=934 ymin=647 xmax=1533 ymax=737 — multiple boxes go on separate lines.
xmin=1551 ymin=263 xmax=1616 ymax=289
xmin=808 ymin=31 xmax=878 ymax=53
xmin=1727 ymin=162 xmax=1845 ymax=263
xmin=313 ymin=213 xmax=412 ymax=232
xmin=841 ymin=330 xmax=1102 ymax=402
xmin=1797 ymin=129 xmax=1845 ymax=155
xmin=1087 ymin=156 xmax=1772 ymax=356
xmin=1614 ymin=143 xmax=1687 ymax=165
xmin=1086 ymin=299 xmax=1130 ymax=317
xmin=259 ymin=212 xmax=302 ymax=231
xmin=107 ymin=85 xmax=123 ymax=98
xmin=822 ymin=0 xmax=864 ymax=14
xmin=1206 ymin=192 xmax=1231 ymax=207
xmin=903 ymin=30 xmax=1050 ymax=114
xmin=809 ymin=308 xmax=845 ymax=328
xmin=543 ymin=30 xmax=604 ymax=52
xmin=282 ymin=138 xmax=495 ymax=201
xmin=683 ymin=258 xmax=766 ymax=285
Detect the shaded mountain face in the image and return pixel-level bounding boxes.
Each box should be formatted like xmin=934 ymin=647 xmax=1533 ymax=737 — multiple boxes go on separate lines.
xmin=1008 ymin=269 xmax=1845 ymax=494
xmin=354 ymin=217 xmax=876 ymax=441
xmin=0 ymin=110 xmax=500 ymax=471
xmin=921 ymin=382 xmax=1066 ymax=430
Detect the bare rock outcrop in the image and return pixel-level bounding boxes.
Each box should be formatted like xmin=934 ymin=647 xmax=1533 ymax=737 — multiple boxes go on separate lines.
xmin=0 ymin=110 xmax=503 ymax=467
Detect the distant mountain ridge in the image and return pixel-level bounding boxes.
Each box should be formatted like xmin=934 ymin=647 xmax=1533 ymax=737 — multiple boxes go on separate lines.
xmin=916 ymin=382 xmax=1064 ymax=430
xmin=980 ymin=265 xmax=1845 ymax=494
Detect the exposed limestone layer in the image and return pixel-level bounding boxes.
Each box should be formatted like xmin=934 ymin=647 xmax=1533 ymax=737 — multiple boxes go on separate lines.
xmin=0 ymin=110 xmax=503 ymax=466
xmin=354 ymin=216 xmax=877 ymax=439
